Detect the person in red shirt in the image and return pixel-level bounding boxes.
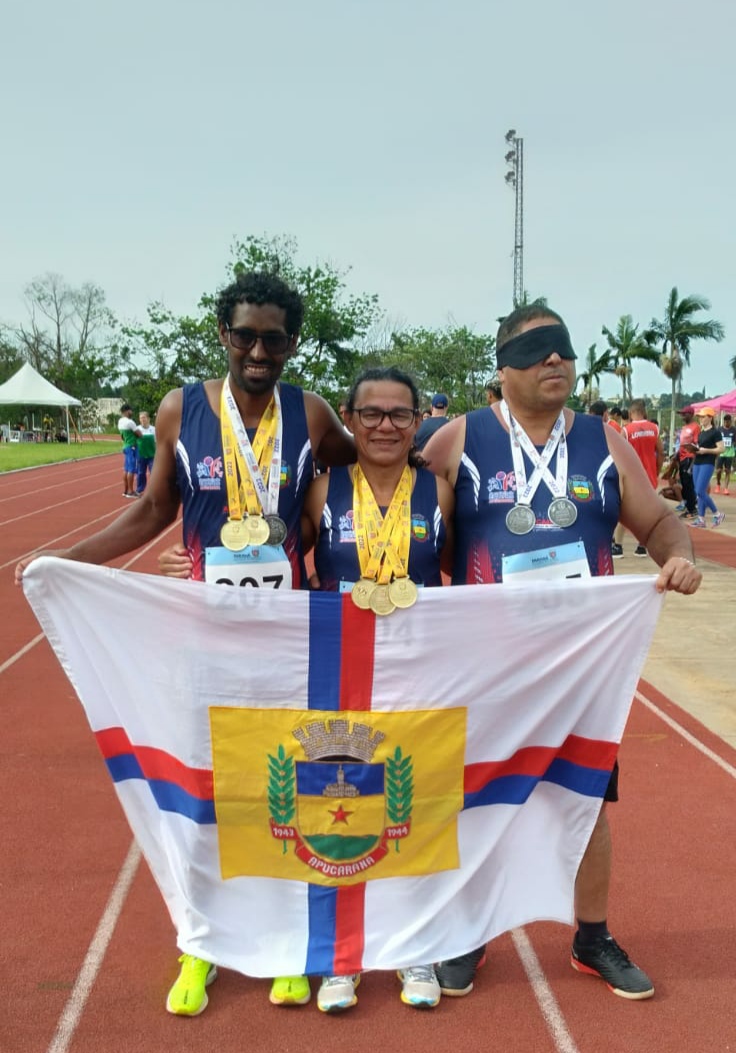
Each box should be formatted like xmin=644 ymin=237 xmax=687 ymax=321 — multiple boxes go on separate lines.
xmin=607 ymin=406 xmax=623 ymax=435
xmin=676 ymin=407 xmax=700 ymax=519
xmin=622 ymin=400 xmax=664 ymax=556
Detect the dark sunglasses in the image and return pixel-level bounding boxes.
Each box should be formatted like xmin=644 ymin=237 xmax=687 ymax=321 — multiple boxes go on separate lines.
xmin=225 ymin=327 xmax=293 ymax=356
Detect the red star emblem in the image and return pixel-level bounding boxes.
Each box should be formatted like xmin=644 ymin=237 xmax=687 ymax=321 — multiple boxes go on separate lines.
xmin=328 ymin=804 xmax=353 ymax=825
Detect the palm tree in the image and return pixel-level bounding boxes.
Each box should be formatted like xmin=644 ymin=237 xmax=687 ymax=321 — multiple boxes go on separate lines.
xmin=647 ymin=288 xmax=725 ymax=451
xmin=730 ymin=353 xmax=736 ymax=382
xmin=601 ymin=314 xmax=660 ymax=404
xmin=575 ymin=344 xmax=612 ymax=409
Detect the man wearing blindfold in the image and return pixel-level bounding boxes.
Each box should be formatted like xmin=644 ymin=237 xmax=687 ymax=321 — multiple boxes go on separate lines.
xmin=423 ymin=304 xmax=701 ymax=1003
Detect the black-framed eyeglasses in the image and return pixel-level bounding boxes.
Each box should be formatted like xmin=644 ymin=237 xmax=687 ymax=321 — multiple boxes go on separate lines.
xmin=225 ymin=326 xmax=293 ymax=356
xmin=352 ymin=406 xmax=418 ymax=429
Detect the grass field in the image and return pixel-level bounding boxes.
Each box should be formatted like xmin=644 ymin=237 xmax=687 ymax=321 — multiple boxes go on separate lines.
xmin=0 ymin=441 xmax=120 ymax=472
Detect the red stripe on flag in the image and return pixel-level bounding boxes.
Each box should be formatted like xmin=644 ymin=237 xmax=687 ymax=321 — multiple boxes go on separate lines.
xmin=339 ymin=596 xmax=374 ymax=711
xmin=464 ymin=735 xmax=618 ymax=792
xmin=95 ymin=727 xmax=214 ymax=799
xmin=332 ymin=884 xmax=366 ymax=974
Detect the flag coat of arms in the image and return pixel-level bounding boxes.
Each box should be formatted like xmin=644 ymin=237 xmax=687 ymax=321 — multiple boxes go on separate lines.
xmin=24 ymin=558 xmax=662 ymax=977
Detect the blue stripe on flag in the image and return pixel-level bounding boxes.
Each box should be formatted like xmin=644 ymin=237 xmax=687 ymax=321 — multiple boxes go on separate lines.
xmin=305 ymin=885 xmax=338 ymax=975
xmin=308 ymin=593 xmax=342 ymax=711
xmin=105 ymin=757 xmax=216 ymax=824
xmin=464 ymin=763 xmax=610 ymax=810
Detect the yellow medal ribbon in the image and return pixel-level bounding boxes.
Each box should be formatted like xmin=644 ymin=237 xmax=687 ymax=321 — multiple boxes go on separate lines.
xmin=352 ymin=465 xmax=412 ymax=584
xmin=219 ymin=386 xmax=278 ymax=520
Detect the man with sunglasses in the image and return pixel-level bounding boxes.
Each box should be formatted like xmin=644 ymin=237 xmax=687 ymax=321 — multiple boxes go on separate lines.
xmin=16 ymin=270 xmax=355 ymax=1015
xmin=422 ymin=304 xmax=701 ymax=1003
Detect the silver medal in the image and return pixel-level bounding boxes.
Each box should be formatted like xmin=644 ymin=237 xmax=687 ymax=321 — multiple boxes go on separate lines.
xmin=548 ymin=497 xmax=578 ymax=528
xmin=265 ymin=514 xmax=288 ymax=547
xmin=505 ymin=504 xmax=536 ymax=535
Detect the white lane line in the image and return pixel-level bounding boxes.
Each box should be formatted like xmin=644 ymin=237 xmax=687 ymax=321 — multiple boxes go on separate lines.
xmin=0 ymin=520 xmax=181 ymax=674
xmin=0 ymin=484 xmax=120 ymax=527
xmin=511 ymin=928 xmax=581 ymax=1053
xmin=635 ymin=689 xmax=736 ymax=779
xmin=45 ymin=841 xmax=141 ymax=1053
xmin=0 ymin=464 xmax=116 ymax=504
xmin=0 ymin=509 xmax=120 ymax=572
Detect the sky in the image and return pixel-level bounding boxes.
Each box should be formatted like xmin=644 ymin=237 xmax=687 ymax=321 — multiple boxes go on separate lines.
xmin=1 ymin=0 xmax=734 ymax=402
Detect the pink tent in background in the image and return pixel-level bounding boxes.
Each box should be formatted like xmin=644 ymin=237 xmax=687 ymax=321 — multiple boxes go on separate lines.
xmin=691 ymin=389 xmax=736 ymax=414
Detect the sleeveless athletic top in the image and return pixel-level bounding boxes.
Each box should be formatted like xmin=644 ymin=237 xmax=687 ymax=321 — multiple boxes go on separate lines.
xmin=314 ymin=466 xmax=446 ymax=591
xmin=453 ymin=408 xmax=620 ymax=584
xmin=175 ymin=381 xmax=313 ymax=586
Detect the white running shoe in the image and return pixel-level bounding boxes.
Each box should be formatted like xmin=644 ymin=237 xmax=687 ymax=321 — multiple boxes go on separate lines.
xmin=317 ymin=974 xmax=359 ymax=1012
xmin=398 ymin=964 xmax=441 ymax=1007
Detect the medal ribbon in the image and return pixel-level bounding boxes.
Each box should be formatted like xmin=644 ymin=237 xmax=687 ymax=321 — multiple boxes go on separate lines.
xmin=500 ymin=400 xmax=569 ymax=506
xmin=352 ymin=466 xmax=412 ymax=584
xmin=220 ymin=378 xmax=283 ymax=519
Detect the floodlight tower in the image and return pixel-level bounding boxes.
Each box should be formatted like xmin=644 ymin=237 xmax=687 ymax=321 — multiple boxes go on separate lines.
xmin=504 ymin=129 xmax=524 ymax=307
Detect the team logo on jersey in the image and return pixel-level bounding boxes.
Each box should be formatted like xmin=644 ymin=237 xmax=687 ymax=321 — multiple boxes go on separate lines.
xmin=280 ymin=464 xmax=292 ymax=488
xmin=197 ymin=455 xmax=224 ymax=490
xmin=338 ymin=509 xmax=356 ymax=543
xmin=411 ymin=514 xmax=428 ymax=541
xmin=486 ymin=471 xmax=516 ymax=503
xmin=567 ymin=475 xmax=594 ymax=502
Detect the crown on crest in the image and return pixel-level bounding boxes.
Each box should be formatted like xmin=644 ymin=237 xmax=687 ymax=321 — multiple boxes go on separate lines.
xmin=293 ymin=719 xmax=385 ymax=762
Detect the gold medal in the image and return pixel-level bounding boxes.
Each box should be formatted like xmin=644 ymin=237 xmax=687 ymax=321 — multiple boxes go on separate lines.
xmin=351 ymin=578 xmax=377 ymax=610
xmin=220 ymin=519 xmax=249 ymax=551
xmin=388 ymin=577 xmax=418 ymax=609
xmin=243 ymin=515 xmax=270 ymax=545
xmin=369 ymin=583 xmax=396 ymax=616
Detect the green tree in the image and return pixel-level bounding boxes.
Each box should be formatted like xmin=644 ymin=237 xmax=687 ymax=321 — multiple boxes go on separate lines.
xmin=646 ymin=288 xmax=725 ymax=450
xmin=123 ymin=235 xmax=382 ymax=402
xmin=374 ymin=325 xmax=496 ymax=413
xmin=601 ymin=315 xmax=660 ymax=404
xmin=575 ymin=344 xmax=612 ymax=409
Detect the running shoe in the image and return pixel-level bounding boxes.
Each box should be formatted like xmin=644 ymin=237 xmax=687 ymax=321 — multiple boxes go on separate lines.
xmin=712 ymin=512 xmax=726 ymax=527
xmin=269 ymin=975 xmax=311 ymax=1006
xmin=571 ymin=934 xmax=654 ymax=1000
xmin=398 ymin=965 xmax=441 ymax=1008
xmin=166 ymin=954 xmax=217 ymax=1016
xmin=674 ymin=502 xmax=686 ymax=512
xmin=679 ymin=511 xmax=697 ymax=519
xmin=317 ymin=974 xmax=359 ymax=1012
xmin=435 ymin=947 xmax=487 ymax=997
xmin=611 ymin=543 xmax=624 ymax=559
xmin=713 ymin=486 xmax=721 ymax=494
xmin=633 ymin=545 xmax=647 ymax=557
xmin=688 ymin=517 xmax=706 ymax=528
xmin=724 ymin=489 xmax=731 ymax=495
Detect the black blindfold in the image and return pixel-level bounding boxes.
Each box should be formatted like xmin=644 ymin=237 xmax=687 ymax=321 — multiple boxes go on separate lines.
xmin=497 ymin=325 xmax=577 ymax=370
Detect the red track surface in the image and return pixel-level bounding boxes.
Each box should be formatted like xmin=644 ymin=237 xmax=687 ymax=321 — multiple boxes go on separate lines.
xmin=2 ymin=455 xmax=735 ymax=1053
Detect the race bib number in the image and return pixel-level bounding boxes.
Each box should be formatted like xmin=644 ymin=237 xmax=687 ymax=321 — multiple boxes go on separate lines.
xmin=501 ymin=541 xmax=591 ymax=584
xmin=204 ymin=545 xmax=293 ymax=590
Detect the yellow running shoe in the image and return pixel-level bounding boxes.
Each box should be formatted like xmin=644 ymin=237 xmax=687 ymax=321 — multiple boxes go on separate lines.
xmin=269 ymin=975 xmax=311 ymax=1005
xmin=166 ymin=954 xmax=217 ymax=1016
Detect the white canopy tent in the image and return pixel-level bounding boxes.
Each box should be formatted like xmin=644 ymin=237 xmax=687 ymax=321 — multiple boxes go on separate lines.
xmin=0 ymin=362 xmax=82 ymax=441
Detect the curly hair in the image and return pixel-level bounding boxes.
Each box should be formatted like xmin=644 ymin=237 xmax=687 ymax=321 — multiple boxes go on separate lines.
xmin=215 ymin=271 xmax=304 ymax=334
xmin=496 ymin=304 xmax=567 ymax=350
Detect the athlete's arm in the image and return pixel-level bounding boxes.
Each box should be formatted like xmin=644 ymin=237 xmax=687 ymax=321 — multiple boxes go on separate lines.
xmin=304 ymin=392 xmax=356 ymax=467
xmin=301 ymin=473 xmax=329 ymax=555
xmin=421 ymin=416 xmax=467 ymax=487
xmin=15 ymin=389 xmax=183 ymax=583
xmin=435 ymin=475 xmax=455 ymax=577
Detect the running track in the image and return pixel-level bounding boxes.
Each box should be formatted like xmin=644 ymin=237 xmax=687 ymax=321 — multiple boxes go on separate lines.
xmin=2 ymin=455 xmax=735 ymax=1053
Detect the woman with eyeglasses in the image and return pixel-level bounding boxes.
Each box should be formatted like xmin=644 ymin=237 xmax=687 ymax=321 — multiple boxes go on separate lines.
xmin=301 ymin=365 xmax=454 ymax=1013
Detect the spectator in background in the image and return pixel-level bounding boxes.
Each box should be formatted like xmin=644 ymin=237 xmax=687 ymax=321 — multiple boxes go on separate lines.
xmin=485 ymin=379 xmax=503 ymax=406
xmin=690 ymin=407 xmax=725 ymax=528
xmin=118 ymin=403 xmax=142 ymax=499
xmin=415 ymin=393 xmax=450 ymax=450
xmin=588 ymin=400 xmax=609 ymax=421
xmin=607 ymin=407 xmax=623 ymax=434
xmin=623 ymin=399 xmax=664 ymax=556
xmin=714 ymin=413 xmax=735 ymax=494
xmin=676 ymin=407 xmax=700 ymax=520
xmin=135 ymin=411 xmax=157 ymax=495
